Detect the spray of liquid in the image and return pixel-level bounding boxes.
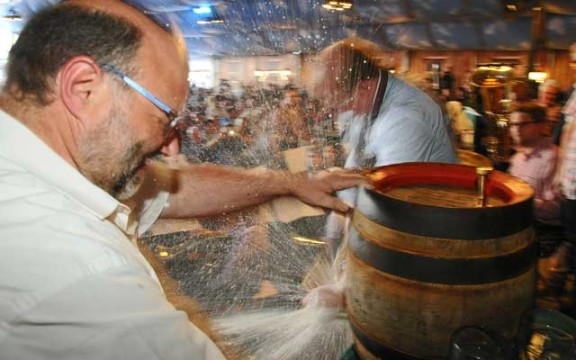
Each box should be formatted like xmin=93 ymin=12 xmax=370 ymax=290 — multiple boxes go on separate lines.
xmin=142 ymin=215 xmax=353 ymax=360
xmin=215 ymin=307 xmax=351 ymax=360
xmin=141 ymin=30 xmax=402 ymax=360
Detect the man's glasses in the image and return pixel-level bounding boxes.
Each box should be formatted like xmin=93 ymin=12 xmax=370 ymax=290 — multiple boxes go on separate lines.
xmin=100 ymin=64 xmax=182 ymax=133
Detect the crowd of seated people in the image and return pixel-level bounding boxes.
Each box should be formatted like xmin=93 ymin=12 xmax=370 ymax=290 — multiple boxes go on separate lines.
xmin=178 ymin=81 xmax=342 ymax=170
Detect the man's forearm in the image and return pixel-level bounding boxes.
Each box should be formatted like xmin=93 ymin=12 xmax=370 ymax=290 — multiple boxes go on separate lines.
xmin=157 ymin=161 xmax=370 ymax=219
xmin=161 ymin=164 xmax=293 ymax=218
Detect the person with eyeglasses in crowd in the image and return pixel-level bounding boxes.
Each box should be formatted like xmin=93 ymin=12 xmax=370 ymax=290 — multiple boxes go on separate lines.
xmin=0 ymin=1 xmax=370 ymax=359
xmin=506 ymin=103 xmax=567 ymax=298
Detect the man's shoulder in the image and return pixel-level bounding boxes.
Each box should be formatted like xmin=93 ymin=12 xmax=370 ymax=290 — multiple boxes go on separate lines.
xmin=388 ymin=76 xmax=439 ymax=105
xmin=534 ymin=140 xmax=559 ymax=158
xmin=0 ymin=173 xmax=139 ymax=269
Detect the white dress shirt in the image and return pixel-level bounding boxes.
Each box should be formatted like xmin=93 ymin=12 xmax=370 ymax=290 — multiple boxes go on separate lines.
xmin=0 ymin=110 xmax=225 ymax=360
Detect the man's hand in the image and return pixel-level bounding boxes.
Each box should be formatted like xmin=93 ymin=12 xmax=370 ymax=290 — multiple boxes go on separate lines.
xmin=288 ymin=168 xmax=372 ymax=213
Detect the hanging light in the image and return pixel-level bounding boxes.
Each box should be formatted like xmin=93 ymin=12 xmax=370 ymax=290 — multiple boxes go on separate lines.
xmin=322 ymin=0 xmax=353 ymax=11
xmin=192 ymin=6 xmax=212 ymax=15
xmin=197 ymin=17 xmax=224 ymax=25
xmin=3 ymin=7 xmax=22 ymax=21
xmin=195 ymin=5 xmax=224 ymax=25
xmin=471 ymin=63 xmax=516 ymax=88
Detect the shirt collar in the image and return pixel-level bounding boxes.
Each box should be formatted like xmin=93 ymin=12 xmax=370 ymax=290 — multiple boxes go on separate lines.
xmin=0 ymin=109 xmax=123 ymax=222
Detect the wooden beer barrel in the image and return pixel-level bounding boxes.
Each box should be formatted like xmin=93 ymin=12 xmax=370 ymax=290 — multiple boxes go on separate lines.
xmin=347 ymin=162 xmax=536 ymax=359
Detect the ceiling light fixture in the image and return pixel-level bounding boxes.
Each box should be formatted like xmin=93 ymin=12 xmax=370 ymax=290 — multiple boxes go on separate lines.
xmin=192 ymin=6 xmax=212 ymax=15
xmin=322 ymin=0 xmax=353 ymax=11
xmin=471 ymin=63 xmax=516 ymax=88
xmin=195 ymin=5 xmax=224 ymax=25
xmin=197 ymin=18 xmax=224 ymax=25
xmin=3 ymin=7 xmax=22 ymax=21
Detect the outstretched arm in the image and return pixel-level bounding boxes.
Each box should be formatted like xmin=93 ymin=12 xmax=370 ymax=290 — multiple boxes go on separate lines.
xmin=159 ymin=164 xmax=371 ymax=219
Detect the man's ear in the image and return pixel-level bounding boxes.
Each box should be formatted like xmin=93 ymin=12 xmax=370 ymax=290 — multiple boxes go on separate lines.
xmin=58 ymin=56 xmax=109 ymax=121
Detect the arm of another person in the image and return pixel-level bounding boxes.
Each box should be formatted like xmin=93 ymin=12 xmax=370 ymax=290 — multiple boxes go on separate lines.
xmin=159 ymin=163 xmax=371 ymax=219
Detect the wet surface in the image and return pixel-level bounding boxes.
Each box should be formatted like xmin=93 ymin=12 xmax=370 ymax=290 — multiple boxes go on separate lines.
xmin=140 ymin=216 xmax=328 ymax=315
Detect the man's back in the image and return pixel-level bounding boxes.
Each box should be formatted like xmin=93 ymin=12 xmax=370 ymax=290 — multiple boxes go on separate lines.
xmin=358 ymin=74 xmax=456 ymax=168
xmin=339 ymin=75 xmax=456 ymax=205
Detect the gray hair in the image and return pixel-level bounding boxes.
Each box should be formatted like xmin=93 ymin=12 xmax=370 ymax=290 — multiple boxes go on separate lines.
xmin=4 ymin=3 xmax=142 ymax=105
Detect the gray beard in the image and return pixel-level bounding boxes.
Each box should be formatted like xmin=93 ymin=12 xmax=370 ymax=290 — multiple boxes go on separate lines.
xmin=78 ymin=104 xmax=148 ymax=199
xmin=113 ymin=167 xmax=144 ymax=201
xmin=110 ymin=143 xmax=146 ymax=200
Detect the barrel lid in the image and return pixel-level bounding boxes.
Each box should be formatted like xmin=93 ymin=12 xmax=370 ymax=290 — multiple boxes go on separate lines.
xmin=366 ymin=162 xmax=533 ymax=208
xmin=358 ymin=162 xmax=534 ymax=239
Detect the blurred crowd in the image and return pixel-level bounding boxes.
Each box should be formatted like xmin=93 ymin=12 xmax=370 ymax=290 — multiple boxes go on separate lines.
xmin=176 ymin=81 xmax=343 ymax=170
xmin=176 ymin=71 xmax=571 ymax=173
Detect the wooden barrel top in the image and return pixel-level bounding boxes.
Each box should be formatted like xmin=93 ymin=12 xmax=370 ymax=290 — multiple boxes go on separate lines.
xmin=366 ymin=162 xmax=533 ymax=208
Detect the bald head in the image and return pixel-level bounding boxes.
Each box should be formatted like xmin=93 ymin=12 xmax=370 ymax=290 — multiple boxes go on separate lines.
xmin=316 ymin=39 xmax=381 ymax=97
xmin=1 ymin=0 xmax=190 ymax=196
xmin=4 ymin=0 xmax=188 ymax=106
xmin=312 ymin=38 xmax=383 ymax=111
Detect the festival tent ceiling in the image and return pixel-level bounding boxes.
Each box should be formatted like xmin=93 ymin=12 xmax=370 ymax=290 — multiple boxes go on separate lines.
xmin=1 ymin=0 xmax=575 ymax=58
